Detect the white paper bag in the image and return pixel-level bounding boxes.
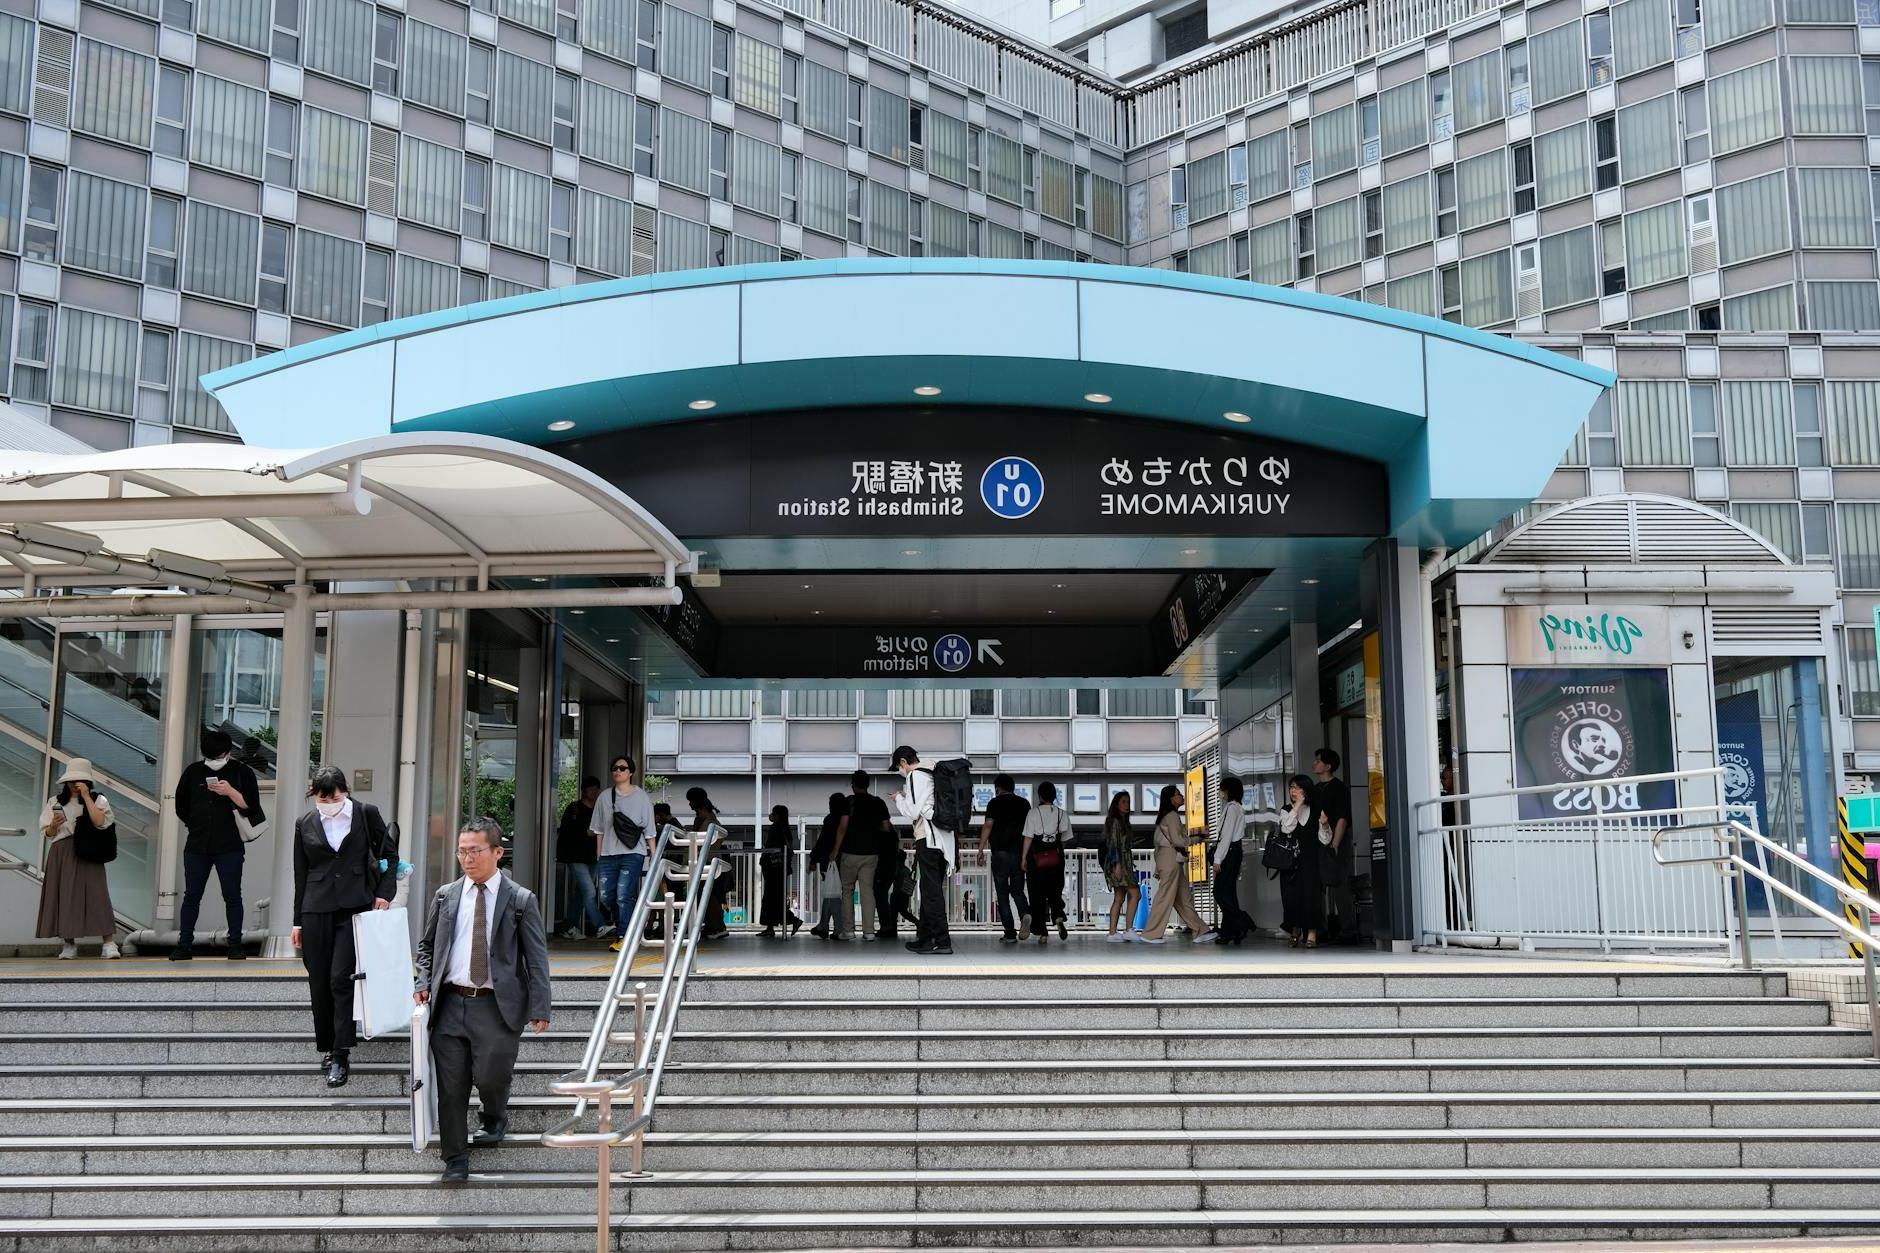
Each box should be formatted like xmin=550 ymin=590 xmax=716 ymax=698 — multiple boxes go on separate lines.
xmin=350 ymin=906 xmax=413 ymax=1041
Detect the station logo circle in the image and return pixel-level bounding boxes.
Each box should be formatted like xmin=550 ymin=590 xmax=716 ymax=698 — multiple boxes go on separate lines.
xmin=933 ymin=634 xmax=971 ymax=673
xmin=980 ymin=456 xmax=1044 ymax=520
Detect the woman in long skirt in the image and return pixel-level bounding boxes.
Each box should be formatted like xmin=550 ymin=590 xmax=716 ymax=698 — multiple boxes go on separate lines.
xmin=36 ymin=759 xmax=119 ymax=959
xmin=758 ymin=804 xmax=802 ymax=937
xmin=1278 ymin=773 xmax=1324 ymax=947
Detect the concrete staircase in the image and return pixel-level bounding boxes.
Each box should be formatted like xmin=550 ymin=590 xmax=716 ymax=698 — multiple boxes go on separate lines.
xmin=1 ymin=959 xmax=1879 ymax=1250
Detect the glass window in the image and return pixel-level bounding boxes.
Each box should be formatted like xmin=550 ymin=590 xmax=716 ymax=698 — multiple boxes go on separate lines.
xmin=292 ymin=228 xmax=363 ymax=326
xmin=1723 ymin=379 xmax=1795 ymax=463
xmin=462 ymin=155 xmax=489 ymax=239
xmin=466 ymin=43 xmax=493 ymax=125
xmin=553 ymin=73 xmax=576 ymax=152
xmin=709 ymin=126 xmax=730 ymax=201
xmin=659 ymin=107 xmax=711 ymax=195
xmin=1315 ymin=195 xmax=1361 ymax=270
xmin=1455 ymin=148 xmax=1506 ymax=230
xmin=1830 ymin=380 xmax=1880 ymax=464
xmin=1809 ymin=281 xmax=1880 ymax=330
xmin=174 ymin=332 xmax=244 ymax=432
xmin=73 ymin=40 xmax=156 ymax=146
xmin=1793 ymin=57 xmax=1864 ymax=133
xmin=496 ymin=50 xmax=554 ymax=144
xmin=155 ymin=65 xmax=189 ymax=159
xmin=1710 ymin=60 xmax=1783 ymax=153
xmin=361 ymin=246 xmax=391 ymax=323
xmin=1690 ymin=380 xmax=1721 ymax=464
xmin=1706 ymin=0 xmax=1775 ymax=44
xmin=1718 ymin=171 xmax=1791 ymax=264
xmin=63 ymin=172 xmax=144 ymax=280
xmin=1614 ymin=0 xmax=1675 ymax=76
xmin=1540 ymin=225 xmax=1598 ymax=309
xmin=302 ymin=0 xmax=374 ymax=86
xmin=1846 ymin=627 xmax=1880 ymax=715
xmin=372 ymin=9 xmax=400 ymax=95
xmin=264 ymin=97 xmax=296 ymax=187
xmin=490 ymin=163 xmax=550 ymax=254
xmin=867 ymin=85 xmax=909 ymax=164
xmin=1379 ymin=79 xmax=1426 ymax=156
xmin=1625 ymin=199 xmax=1687 ymax=287
xmin=11 ymin=300 xmax=51 ymax=402
xmin=56 ymin=629 xmax=168 ymax=797
xmin=183 ymin=202 xmax=261 ymax=305
xmin=1797 ymin=167 xmax=1873 ymax=247
xmin=710 ymin=23 xmax=731 ymax=98
xmin=145 ymin=195 xmax=180 ymax=289
xmin=734 ymin=35 xmax=783 ymax=116
xmin=0 ymin=14 xmax=32 ymax=117
xmin=1843 ymin=502 xmax=1880 ymax=587
xmin=1311 ymin=103 xmax=1357 ymax=179
xmin=1452 ymin=50 xmax=1503 ymax=132
xmin=1681 ymin=83 xmax=1710 ymax=163
xmin=1617 ymin=94 xmax=1678 ymax=181
xmin=1462 ymin=250 xmax=1513 ymax=325
xmin=1382 ymin=173 xmax=1431 ymax=252
xmin=1531 ymin=21 xmax=1587 ymax=103
xmin=53 ymin=307 xmax=137 ymax=416
xmin=1621 ymin=379 xmax=1691 ymax=464
xmin=403 ymin=20 xmax=465 ymax=116
xmin=549 ymin=182 xmax=574 ymax=263
xmin=258 ymin=221 xmax=290 ymax=314
xmin=1594 ymin=115 xmax=1620 ymax=191
xmin=633 ymin=100 xmax=656 ymax=177
xmin=1723 ymin=284 xmax=1794 ymax=330
xmin=1512 ymin=139 xmax=1536 ymax=214
xmin=23 ymin=164 xmax=58 ymax=263
xmin=1535 ymin=123 xmax=1591 ymax=207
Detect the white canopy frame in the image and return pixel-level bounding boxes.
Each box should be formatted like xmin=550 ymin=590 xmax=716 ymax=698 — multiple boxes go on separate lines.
xmin=0 ymin=433 xmax=695 ymax=953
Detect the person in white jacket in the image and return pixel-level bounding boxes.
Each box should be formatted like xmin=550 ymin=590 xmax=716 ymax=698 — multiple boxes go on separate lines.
xmin=1211 ymin=776 xmax=1255 ymax=944
xmin=890 ymin=746 xmax=953 ymax=955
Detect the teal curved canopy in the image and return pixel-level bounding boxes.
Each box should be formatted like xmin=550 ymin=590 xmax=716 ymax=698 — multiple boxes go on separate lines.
xmin=203 ymin=259 xmax=1610 ymax=547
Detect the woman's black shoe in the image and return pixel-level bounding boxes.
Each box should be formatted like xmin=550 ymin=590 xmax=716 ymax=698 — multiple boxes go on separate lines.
xmin=760 ymin=927 xmax=776 ymax=938
xmin=789 ymin=919 xmax=802 ymax=936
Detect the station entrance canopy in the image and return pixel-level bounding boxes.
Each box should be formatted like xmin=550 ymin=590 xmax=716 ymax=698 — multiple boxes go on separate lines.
xmin=193 ymin=261 xmax=1613 ymax=687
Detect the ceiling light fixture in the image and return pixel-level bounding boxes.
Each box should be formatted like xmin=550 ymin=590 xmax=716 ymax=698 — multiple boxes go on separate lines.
xmin=688 ymin=399 xmax=717 ymax=411
xmin=570 ymin=609 xmax=585 ymax=615
xmin=902 ymin=548 xmax=921 ymax=556
xmin=914 ymin=385 xmax=942 ymax=396
xmin=1084 ymin=392 xmax=1112 ymax=404
xmin=1301 ymin=578 xmax=1321 ymax=585
xmin=605 ymin=638 xmax=620 ymax=643
xmin=1223 ymin=411 xmax=1252 ymax=424
xmin=547 ymin=419 xmax=576 ymax=432
xmin=1181 ymin=548 xmax=1199 ymax=556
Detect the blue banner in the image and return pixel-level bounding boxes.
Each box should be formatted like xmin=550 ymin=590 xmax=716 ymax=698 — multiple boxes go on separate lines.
xmin=1716 ymin=690 xmax=1770 ymax=913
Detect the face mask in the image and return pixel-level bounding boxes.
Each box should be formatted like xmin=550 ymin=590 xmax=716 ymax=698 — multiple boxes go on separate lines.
xmin=315 ymin=798 xmax=347 ymax=820
xmin=203 ymin=755 xmax=230 ymax=770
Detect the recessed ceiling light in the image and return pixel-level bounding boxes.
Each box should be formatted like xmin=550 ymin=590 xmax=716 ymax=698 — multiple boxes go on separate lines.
xmin=1084 ymin=392 xmax=1112 ymax=404
xmin=1054 ymin=583 xmax=1065 ymax=588
xmin=812 ymin=609 xmax=822 ymax=615
xmin=531 ymin=577 xmax=548 ymax=583
xmin=1301 ymin=578 xmax=1320 ymax=585
xmin=688 ymin=399 xmax=716 ymax=411
xmin=605 ymin=637 xmax=620 ymax=643
xmin=1224 ymin=649 xmax=1237 ymax=655
xmin=1046 ymin=609 xmax=1055 ymax=615
xmin=801 ymin=583 xmax=812 ymax=590
xmin=914 ymin=385 xmax=942 ymax=396
xmin=1181 ymin=548 xmax=1199 ymax=556
xmin=570 ymin=609 xmax=585 ymax=615
xmin=547 ymin=419 xmax=576 ymax=432
xmin=902 ymin=548 xmax=921 ymax=556
xmin=1272 ymin=606 xmax=1288 ymax=612
xmin=628 ymin=656 xmax=641 ymax=661
xmin=1223 ymin=411 xmax=1251 ymax=423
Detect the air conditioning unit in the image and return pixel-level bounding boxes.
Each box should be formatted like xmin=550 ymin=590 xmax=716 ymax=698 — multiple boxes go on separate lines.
xmin=367 ymin=127 xmax=398 ymax=218
xmin=1509 ymin=85 xmax=1531 ymax=115
xmin=1516 ymin=245 xmax=1542 ymax=319
xmin=1432 ymin=112 xmax=1455 ymax=141
xmin=1687 ymin=194 xmax=1717 ymax=273
xmin=1172 ymin=204 xmax=1189 ymax=228
xmin=1362 ymin=137 xmax=1380 ymax=166
xmin=909 ymin=142 xmax=925 ymax=171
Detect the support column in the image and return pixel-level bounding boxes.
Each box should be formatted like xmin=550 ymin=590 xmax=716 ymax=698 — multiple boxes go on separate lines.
xmin=512 ymin=641 xmax=546 ymax=892
xmin=152 ymin=614 xmax=193 ymax=928
xmin=265 ymin=585 xmax=316 ymax=957
xmin=1365 ymin=540 xmax=1438 ymax=949
xmin=1288 ymin=621 xmax=1321 ymax=775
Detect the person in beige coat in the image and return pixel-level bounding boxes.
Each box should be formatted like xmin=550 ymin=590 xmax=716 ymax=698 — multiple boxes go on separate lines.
xmin=1139 ymin=784 xmax=1217 ymax=945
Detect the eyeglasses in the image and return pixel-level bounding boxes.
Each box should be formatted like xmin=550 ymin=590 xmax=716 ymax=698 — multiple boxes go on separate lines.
xmin=611 ymin=764 xmax=632 ymax=773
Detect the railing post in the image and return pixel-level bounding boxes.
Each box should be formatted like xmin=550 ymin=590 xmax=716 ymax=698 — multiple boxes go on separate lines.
xmin=1865 ymin=911 xmax=1880 ymax=1061
xmin=1730 ymin=824 xmax=1754 ymax=971
xmin=593 ymin=1088 xmax=612 ymax=1253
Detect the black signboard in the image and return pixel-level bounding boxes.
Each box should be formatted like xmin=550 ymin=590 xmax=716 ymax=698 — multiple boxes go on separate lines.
xmin=559 ymin=408 xmax=1387 ymax=539
xmin=712 ymin=624 xmax=1158 ymax=680
xmin=1150 ymin=570 xmax=1257 ymax=665
xmin=638 ymin=576 xmax=720 ymax=673
xmin=1510 ymin=667 xmax=1675 ymax=819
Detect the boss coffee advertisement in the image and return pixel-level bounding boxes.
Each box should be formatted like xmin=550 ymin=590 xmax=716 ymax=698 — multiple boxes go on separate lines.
xmin=1510 ymin=668 xmax=1675 ymax=819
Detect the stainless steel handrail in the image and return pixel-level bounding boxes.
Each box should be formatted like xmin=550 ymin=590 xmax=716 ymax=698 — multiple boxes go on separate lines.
xmin=1654 ymin=819 xmax=1880 ymax=1061
xmin=542 ymin=820 xmax=726 ymax=1253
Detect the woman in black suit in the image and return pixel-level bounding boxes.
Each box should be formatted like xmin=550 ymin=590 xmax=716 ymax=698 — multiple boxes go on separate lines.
xmin=291 ymin=765 xmax=397 ymax=1087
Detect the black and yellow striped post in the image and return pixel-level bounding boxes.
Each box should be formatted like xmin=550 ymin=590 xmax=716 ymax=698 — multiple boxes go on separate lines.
xmin=1841 ymin=797 xmax=1876 ymax=960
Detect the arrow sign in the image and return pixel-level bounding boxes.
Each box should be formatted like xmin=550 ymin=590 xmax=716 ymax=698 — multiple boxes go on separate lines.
xmin=976 ymin=638 xmax=1004 ymax=665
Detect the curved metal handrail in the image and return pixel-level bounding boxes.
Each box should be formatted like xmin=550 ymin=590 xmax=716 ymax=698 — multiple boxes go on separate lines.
xmin=541 ymin=820 xmax=726 ymax=1253
xmin=1654 ymin=819 xmax=1880 ymax=1061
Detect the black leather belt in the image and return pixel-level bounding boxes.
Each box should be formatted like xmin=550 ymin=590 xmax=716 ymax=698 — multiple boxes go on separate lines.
xmin=446 ymin=984 xmax=493 ymax=998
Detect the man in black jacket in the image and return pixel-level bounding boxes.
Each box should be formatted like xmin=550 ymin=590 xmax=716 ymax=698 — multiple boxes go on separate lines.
xmin=291 ymin=766 xmax=397 ymax=1088
xmin=172 ymin=728 xmax=265 ymax=960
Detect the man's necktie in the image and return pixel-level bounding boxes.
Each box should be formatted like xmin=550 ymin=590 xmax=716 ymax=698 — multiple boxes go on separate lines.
xmin=470 ymin=882 xmax=489 ymax=986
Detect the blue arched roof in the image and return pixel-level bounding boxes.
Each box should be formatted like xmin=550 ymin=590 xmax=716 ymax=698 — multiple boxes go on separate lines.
xmin=204 ymin=259 xmax=1610 ymax=547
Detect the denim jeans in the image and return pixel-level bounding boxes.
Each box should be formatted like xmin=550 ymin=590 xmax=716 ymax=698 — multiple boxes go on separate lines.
xmin=989 ymin=849 xmax=1031 ymax=937
xmin=179 ymin=848 xmax=244 ymax=947
xmin=596 ymin=853 xmax=645 ymax=932
xmin=562 ymin=861 xmax=604 ymax=934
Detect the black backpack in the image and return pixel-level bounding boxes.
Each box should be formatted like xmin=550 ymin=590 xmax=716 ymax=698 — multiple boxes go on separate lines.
xmin=924 ymin=759 xmax=974 ymax=834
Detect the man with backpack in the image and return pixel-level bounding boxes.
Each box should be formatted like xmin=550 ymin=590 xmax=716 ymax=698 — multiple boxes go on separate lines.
xmin=891 ymin=745 xmax=966 ymax=956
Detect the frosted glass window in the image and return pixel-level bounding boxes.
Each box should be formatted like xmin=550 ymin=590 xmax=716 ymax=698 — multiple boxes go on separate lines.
xmin=173 ymin=334 xmax=244 ymax=433
xmin=403 ymin=21 xmax=466 ymax=116
xmin=1453 ymin=50 xmax=1503 ymax=132
xmin=500 ymin=0 xmax=555 ymax=33
xmin=731 ymin=133 xmax=781 ymax=218
xmin=1733 ymin=502 xmax=1801 ymax=560
xmin=1188 ymin=151 xmax=1228 ymax=221
xmin=1624 ymin=200 xmax=1687 ymax=286
xmin=53 ymin=308 xmax=137 ymax=415
xmin=1092 ymin=175 xmax=1123 ymax=242
xmin=1830 ymin=381 xmax=1880 ymax=465
xmin=865 ymin=180 xmax=908 ymax=254
xmin=1540 ymin=225 xmax=1598 ymax=309
xmin=301 ymin=107 xmax=368 ymax=205
xmin=866 ymin=85 xmax=909 ymax=163
xmin=985 ymin=132 xmax=1024 ymax=205
xmin=1788 ymin=0 xmax=1856 ymax=18
xmin=927 ymin=111 xmax=969 ymax=185
xmin=1312 ymin=103 xmax=1357 ymax=178
xmin=658 ymin=107 xmax=710 ymax=195
xmin=1386 ymin=270 xmax=1436 ymax=317
xmin=1797 ymin=167 xmax=1873 ymax=247
xmin=183 ymin=202 xmax=259 ymax=304
xmin=1617 ymin=94 xmax=1678 ymax=181
xmin=928 ymin=201 xmax=971 ymax=256
xmin=801 ymin=61 xmax=846 ymax=141
xmin=581 ymin=0 xmax=634 ymax=63
xmin=1461 ymin=249 xmax=1513 ymax=325
xmin=490 ymin=164 xmax=550 ymax=254
xmin=734 ymin=35 xmax=782 ymax=115
xmin=199 ymin=0 xmax=271 ymax=52
xmin=0 ymin=152 xmax=23 ymax=253
xmin=1456 ymin=148 xmax=1507 ymax=230
xmin=63 ymin=172 xmax=144 ymax=280
xmin=1246 ymin=130 xmax=1288 ymax=200
xmin=1631 ymin=308 xmax=1691 ymax=330
xmin=73 ymin=41 xmax=154 ymax=146
xmin=1249 ymin=218 xmax=1291 ymax=285
xmin=189 ymin=76 xmax=267 ymax=178
xmin=657 ymin=213 xmax=708 ymax=270
xmin=1379 ymin=80 xmax=1426 ymax=156
xmin=0 ymin=14 xmax=29 ymax=116
xmin=1810 ymin=281 xmax=1880 ymax=329
xmin=1186 ymin=238 xmax=1231 ymax=277
xmin=1315 ymin=196 xmax=1362 ymax=270
xmin=661 ymin=8 xmax=712 ymax=92
xmin=1842 ymin=503 xmax=1880 ymax=587
xmin=1718 ymin=171 xmax=1791 ymax=264
xmin=1706 ymin=0 xmax=1775 ymax=45
xmin=730 ymin=236 xmax=780 ymax=265
xmin=1041 ymin=154 xmax=1074 ymax=224
xmin=1535 ymin=122 xmax=1591 ymax=206
xmin=1723 ymin=379 xmax=1795 ymax=463
xmin=576 ymin=188 xmax=634 ymax=274
xmin=1530 ymin=21 xmax=1586 ymax=104
xmin=398 ymin=134 xmax=462 ymax=230
xmin=496 ymin=51 xmax=553 ymax=143
xmin=579 ymin=80 xmax=635 ymax=171
xmin=1612 ymin=0 xmax=1673 ymax=77
xmin=1382 ymin=173 xmax=1432 ymax=252
xmin=293 ymin=229 xmax=363 ymax=326
xmin=1620 ymin=380 xmax=1691 ymax=464
xmin=1723 ymin=284 xmax=1794 ymax=330
xmin=1710 ymin=60 xmax=1783 ymax=154
xmin=394 ymin=254 xmax=456 ymax=318
xmin=800 ymin=157 xmax=846 ymax=239
xmin=1792 ymin=57 xmax=1863 ymax=134
xmin=303 ymin=0 xmax=374 ymax=86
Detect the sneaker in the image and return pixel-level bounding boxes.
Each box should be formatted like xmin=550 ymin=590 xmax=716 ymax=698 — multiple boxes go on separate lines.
xmin=1136 ymin=935 xmax=1166 ymax=945
xmin=860 ymin=934 xmax=877 ymax=943
xmin=101 ymin=942 xmax=121 ymax=959
xmin=1037 ymin=933 xmax=1048 ymax=945
xmin=1194 ymin=931 xmax=1220 ymax=944
xmin=917 ymin=942 xmax=953 ymax=956
xmin=1000 ymin=933 xmax=1019 ymax=945
xmin=560 ymin=927 xmax=583 ymax=941
xmin=226 ymin=947 xmax=247 ymax=960
xmin=608 ymin=940 xmax=624 ymax=953
xmin=57 ymin=942 xmax=77 ymax=959
xmin=1058 ymin=920 xmax=1069 ymax=941
xmin=168 ymin=946 xmax=194 ymax=962
xmin=1105 ymin=933 xmax=1126 ymax=944
xmin=595 ymin=925 xmax=616 ymax=939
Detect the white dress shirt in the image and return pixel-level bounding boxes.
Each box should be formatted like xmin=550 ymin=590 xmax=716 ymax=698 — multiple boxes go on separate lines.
xmin=319 ymin=799 xmax=353 ymax=851
xmin=1213 ymin=800 xmax=1246 ymax=868
xmin=445 ymin=872 xmax=502 ymax=988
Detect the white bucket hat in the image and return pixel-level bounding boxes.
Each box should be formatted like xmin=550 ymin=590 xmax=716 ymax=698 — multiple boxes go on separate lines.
xmin=55 ymin=759 xmax=97 ymax=787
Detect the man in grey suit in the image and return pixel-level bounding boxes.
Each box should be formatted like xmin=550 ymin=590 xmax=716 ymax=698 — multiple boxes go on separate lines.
xmin=415 ymin=817 xmax=552 ymax=1183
